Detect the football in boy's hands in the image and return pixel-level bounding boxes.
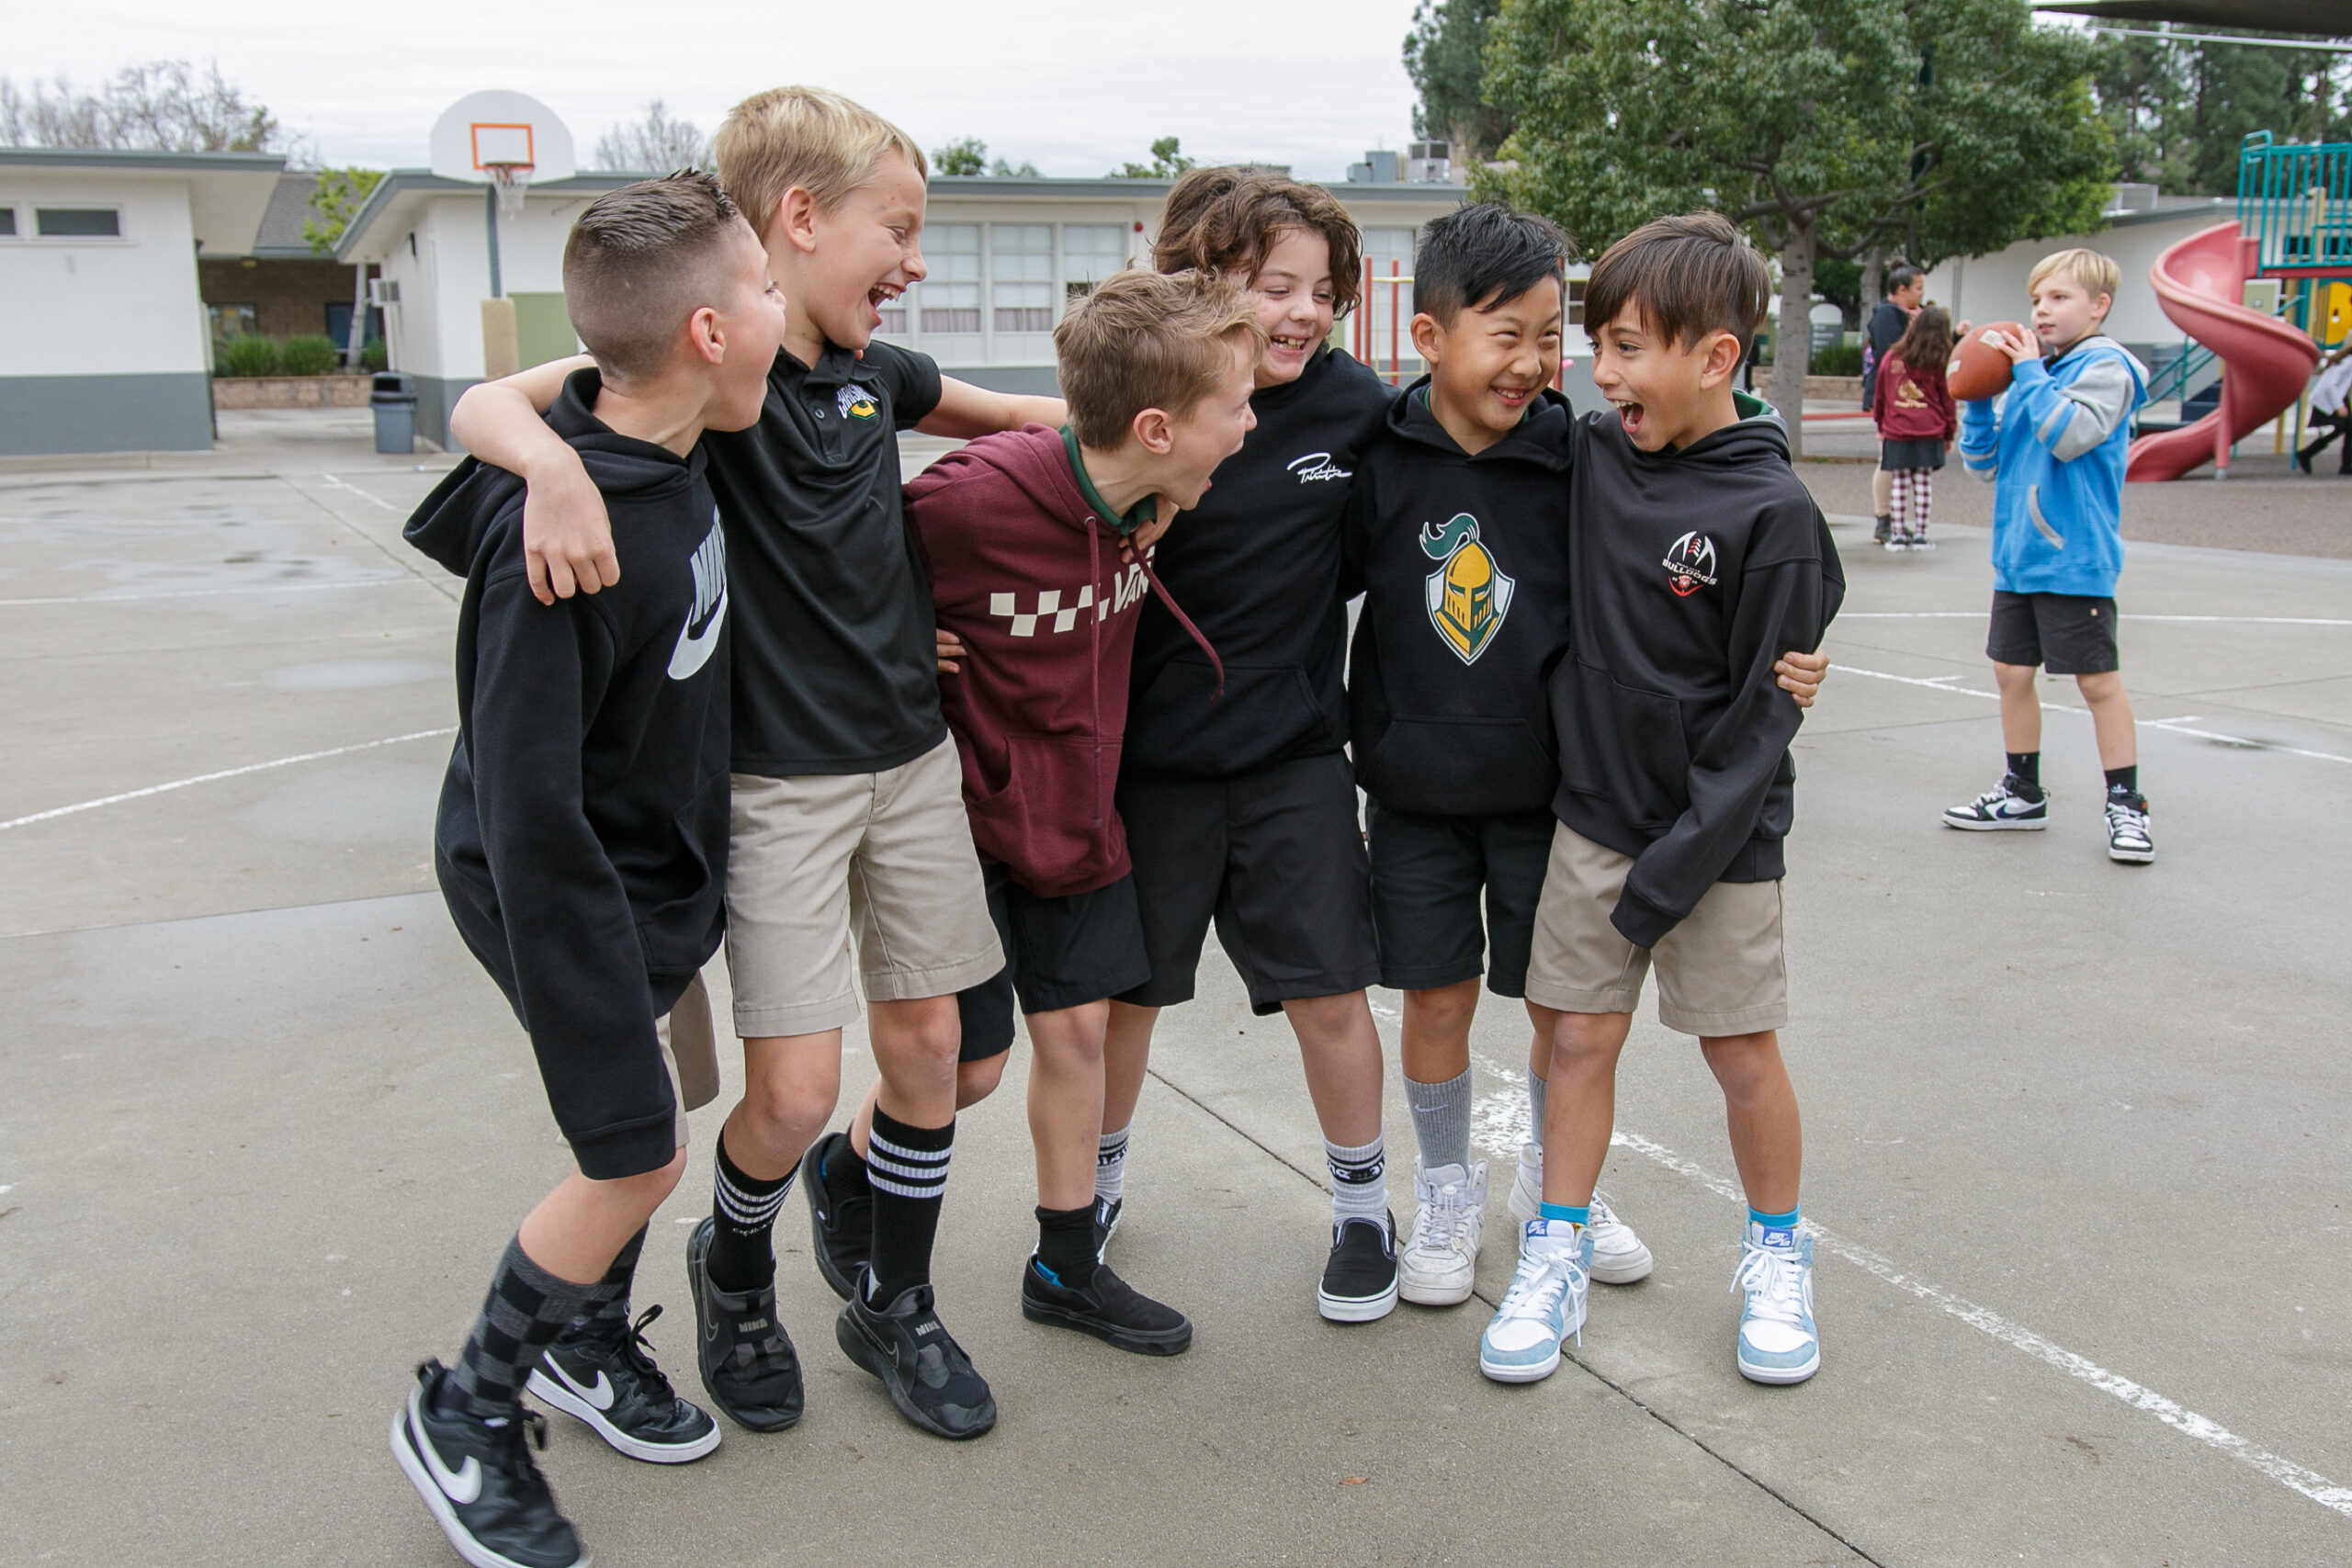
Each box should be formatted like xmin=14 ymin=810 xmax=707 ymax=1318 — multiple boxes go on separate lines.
xmin=1947 ymin=322 xmax=2026 ymax=401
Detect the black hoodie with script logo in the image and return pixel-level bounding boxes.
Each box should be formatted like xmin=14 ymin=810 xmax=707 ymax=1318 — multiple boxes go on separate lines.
xmin=403 ymin=367 xmax=731 ymax=1179
xmin=1553 ymin=392 xmax=1844 ymax=950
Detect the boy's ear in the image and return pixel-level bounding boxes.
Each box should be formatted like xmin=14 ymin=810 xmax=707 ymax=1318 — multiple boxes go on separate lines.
xmin=1408 ymin=311 xmax=1445 ymax=365
xmin=775 ymin=187 xmax=820 ymax=255
xmin=1696 ymin=329 xmax=1744 ymax=390
xmin=2091 ymin=291 xmax=2113 ymax=321
xmin=687 ymin=304 xmax=726 ymax=367
xmin=1131 ymin=405 xmax=1175 ymax=457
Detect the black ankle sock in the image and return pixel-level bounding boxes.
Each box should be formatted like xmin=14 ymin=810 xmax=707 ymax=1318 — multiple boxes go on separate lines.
xmin=2105 ymin=764 xmax=2139 ymax=798
xmin=865 ymin=1108 xmax=953 ymax=1303
xmin=707 ymin=1133 xmax=793 ymax=1292
xmin=1034 ymin=1204 xmax=1099 ymax=1289
xmin=2006 ymin=751 xmax=2041 ymax=791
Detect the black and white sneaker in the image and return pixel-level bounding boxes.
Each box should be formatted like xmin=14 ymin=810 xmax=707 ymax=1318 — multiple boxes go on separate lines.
xmin=526 ymin=1305 xmax=720 ymax=1463
xmin=684 ymin=1216 xmax=804 ymax=1432
xmin=1943 ymin=775 xmax=2049 ymax=830
xmin=1092 ymin=1195 xmax=1123 ymax=1260
xmin=1872 ymin=514 xmax=1893 ymax=545
xmin=799 ymin=1131 xmax=872 ymax=1303
xmin=2105 ymin=793 xmax=2154 ymax=863
xmin=835 ymin=1272 xmax=998 ymax=1439
xmin=1021 ymin=1256 xmax=1193 ymax=1356
xmin=1317 ymin=1213 xmax=1399 ymax=1323
xmin=391 ymin=1361 xmax=584 ymax=1568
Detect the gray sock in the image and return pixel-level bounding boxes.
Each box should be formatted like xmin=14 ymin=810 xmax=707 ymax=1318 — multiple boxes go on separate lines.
xmin=446 ymin=1235 xmax=597 ymax=1420
xmin=1528 ymin=1069 xmax=1548 ymax=1154
xmin=1405 ymin=1069 xmax=1473 ymax=1173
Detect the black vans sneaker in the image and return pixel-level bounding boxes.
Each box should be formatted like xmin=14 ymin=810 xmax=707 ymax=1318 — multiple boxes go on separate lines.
xmin=1021 ymin=1256 xmax=1193 ymax=1356
xmin=1317 ymin=1213 xmax=1400 ymax=1323
xmin=836 ymin=1272 xmax=997 ymax=1439
xmin=391 ymin=1361 xmax=584 ymax=1568
xmin=800 ymin=1131 xmax=873 ymax=1302
xmin=527 ymin=1305 xmax=721 ymax=1463
xmin=684 ymin=1216 xmax=804 ymax=1432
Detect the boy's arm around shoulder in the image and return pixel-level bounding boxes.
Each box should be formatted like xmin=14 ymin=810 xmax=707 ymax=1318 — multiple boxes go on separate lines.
xmin=447 ymin=355 xmax=616 ymax=604
xmin=916 ymin=374 xmax=1067 ymax=439
xmin=1613 ymin=497 xmax=1838 ymax=949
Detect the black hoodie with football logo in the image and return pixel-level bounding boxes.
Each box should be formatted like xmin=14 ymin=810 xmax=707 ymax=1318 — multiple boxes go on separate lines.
xmin=1552 ymin=392 xmax=1844 ymax=950
xmin=1343 ymin=378 xmax=1574 ymax=817
xmin=404 ymin=367 xmax=731 ymax=1180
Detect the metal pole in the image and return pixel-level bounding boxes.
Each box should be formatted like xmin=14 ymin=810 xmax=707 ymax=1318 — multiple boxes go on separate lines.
xmin=486 ymin=184 xmax=503 ymax=300
xmin=1389 ymin=258 xmax=1400 ymax=386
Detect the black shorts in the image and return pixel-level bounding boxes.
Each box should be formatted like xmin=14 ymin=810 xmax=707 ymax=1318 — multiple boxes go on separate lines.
xmin=1987 ymin=589 xmax=2120 ymax=676
xmin=1366 ymin=801 xmax=1554 ymax=997
xmin=1115 ymin=751 xmax=1382 ymax=1017
xmin=957 ymin=864 xmax=1150 ymax=1061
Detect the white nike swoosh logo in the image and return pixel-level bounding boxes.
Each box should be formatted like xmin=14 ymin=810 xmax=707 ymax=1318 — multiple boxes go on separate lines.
xmin=552 ymin=1362 xmax=616 ymax=1411
xmin=667 ymin=587 xmax=727 ymax=681
xmin=412 ymin=1396 xmax=482 ymax=1505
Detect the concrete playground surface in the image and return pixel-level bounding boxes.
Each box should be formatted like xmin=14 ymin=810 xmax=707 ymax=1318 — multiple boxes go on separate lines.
xmin=4 ymin=412 xmax=2349 ymax=1566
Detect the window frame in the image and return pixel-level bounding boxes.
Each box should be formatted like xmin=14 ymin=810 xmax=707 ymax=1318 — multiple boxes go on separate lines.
xmin=32 ymin=206 xmax=127 ymax=241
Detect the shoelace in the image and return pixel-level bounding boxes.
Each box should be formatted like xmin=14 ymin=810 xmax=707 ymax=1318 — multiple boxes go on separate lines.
xmin=1729 ymin=1242 xmax=1807 ymax=1325
xmin=482 ymin=1407 xmax=556 ymax=1503
xmin=616 ymin=1305 xmax=681 ymax=1399
xmin=1496 ymin=1245 xmax=1580 ymax=1324
xmin=1411 ymin=1180 xmax=1473 ymax=1253
xmin=2106 ymin=798 xmax=2149 ymax=837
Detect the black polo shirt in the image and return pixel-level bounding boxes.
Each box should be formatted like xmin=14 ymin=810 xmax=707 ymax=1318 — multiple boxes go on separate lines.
xmin=704 ymin=339 xmax=947 ymax=775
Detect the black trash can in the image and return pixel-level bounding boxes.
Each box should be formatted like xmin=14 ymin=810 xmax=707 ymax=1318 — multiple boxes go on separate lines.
xmin=370 ymin=372 xmax=416 ymax=456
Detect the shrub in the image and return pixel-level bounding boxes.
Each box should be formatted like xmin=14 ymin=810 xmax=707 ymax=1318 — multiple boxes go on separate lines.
xmin=1810 ymin=343 xmax=1864 ymax=377
xmin=215 ymin=334 xmax=280 ymax=377
xmin=280 ymin=333 xmax=341 ymax=376
xmin=360 ymin=338 xmax=388 ymax=373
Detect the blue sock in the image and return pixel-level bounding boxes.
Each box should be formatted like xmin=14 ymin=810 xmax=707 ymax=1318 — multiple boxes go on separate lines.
xmin=1748 ymin=1204 xmax=1800 ymax=1230
xmin=1539 ymin=1201 xmax=1590 ymax=1227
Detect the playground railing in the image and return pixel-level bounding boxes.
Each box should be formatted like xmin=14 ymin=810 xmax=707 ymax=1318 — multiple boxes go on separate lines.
xmin=2237 ymin=130 xmax=2352 ymax=277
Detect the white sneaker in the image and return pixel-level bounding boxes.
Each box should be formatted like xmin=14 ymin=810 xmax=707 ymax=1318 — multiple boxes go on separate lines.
xmin=1732 ymin=1218 xmax=1819 ymax=1384
xmin=1478 ymin=1219 xmax=1589 ymax=1383
xmin=1398 ymin=1160 xmax=1485 ymax=1306
xmin=1507 ymin=1144 xmax=1653 ymax=1284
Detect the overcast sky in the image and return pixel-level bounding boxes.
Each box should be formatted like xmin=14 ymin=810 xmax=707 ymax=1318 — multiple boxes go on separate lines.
xmin=12 ymin=0 xmax=1430 ymax=178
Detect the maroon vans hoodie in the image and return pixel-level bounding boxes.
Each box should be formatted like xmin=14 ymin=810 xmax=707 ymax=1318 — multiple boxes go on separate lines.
xmin=905 ymin=424 xmax=1219 ymax=897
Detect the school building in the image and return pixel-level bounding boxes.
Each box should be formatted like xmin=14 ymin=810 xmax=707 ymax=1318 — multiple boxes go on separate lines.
xmin=0 ymin=147 xmax=287 ymax=455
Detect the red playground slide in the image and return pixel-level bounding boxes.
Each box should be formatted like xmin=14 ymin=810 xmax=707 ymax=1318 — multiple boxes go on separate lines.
xmin=2127 ymin=220 xmax=2319 ymax=481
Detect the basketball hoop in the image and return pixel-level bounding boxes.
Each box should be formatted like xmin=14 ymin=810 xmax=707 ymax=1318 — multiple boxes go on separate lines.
xmin=485 ymin=162 xmax=532 ymax=221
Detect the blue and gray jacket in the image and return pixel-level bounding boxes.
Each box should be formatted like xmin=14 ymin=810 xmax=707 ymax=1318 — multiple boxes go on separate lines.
xmin=1959 ymin=334 xmax=2147 ymax=598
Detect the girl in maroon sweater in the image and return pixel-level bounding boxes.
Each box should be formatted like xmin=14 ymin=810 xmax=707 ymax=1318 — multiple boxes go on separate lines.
xmin=1871 ymin=306 xmax=1957 ymax=551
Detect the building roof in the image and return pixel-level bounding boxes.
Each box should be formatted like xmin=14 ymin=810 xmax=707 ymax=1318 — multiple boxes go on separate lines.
xmin=0 ymin=145 xmax=288 ymax=253
xmin=333 ymin=168 xmax=646 ymax=263
xmin=251 ymin=171 xmax=324 ymax=258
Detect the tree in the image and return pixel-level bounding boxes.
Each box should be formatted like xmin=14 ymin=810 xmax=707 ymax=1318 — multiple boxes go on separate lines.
xmin=989 ymin=154 xmax=1042 ymax=178
xmin=2091 ymin=28 xmax=2349 ymax=196
xmin=1109 ymin=137 xmax=1195 ymax=179
xmin=1480 ymin=0 xmax=2112 ymax=454
xmin=0 ymin=60 xmax=284 ymax=152
xmin=306 ymin=167 xmax=388 ymax=369
xmin=592 ymin=99 xmax=710 ymax=173
xmin=1403 ymin=0 xmax=1516 ymax=160
xmin=933 ymin=135 xmax=989 ymax=176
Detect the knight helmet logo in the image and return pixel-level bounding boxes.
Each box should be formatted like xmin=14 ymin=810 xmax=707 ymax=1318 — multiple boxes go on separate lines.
xmin=1662 ymin=530 xmax=1720 ymax=597
xmin=1421 ymin=512 xmax=1514 ymax=664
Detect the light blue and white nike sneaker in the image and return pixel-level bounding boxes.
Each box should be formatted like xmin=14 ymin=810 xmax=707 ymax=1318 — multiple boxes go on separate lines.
xmin=1731 ymin=1218 xmax=1819 ymax=1385
xmin=1478 ymin=1218 xmax=1590 ymax=1383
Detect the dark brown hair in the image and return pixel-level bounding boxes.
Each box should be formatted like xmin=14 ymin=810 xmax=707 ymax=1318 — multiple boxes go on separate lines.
xmin=1889 ymin=305 xmax=1954 ymax=380
xmin=1582 ymin=210 xmax=1773 ymax=354
xmin=1152 ymin=168 xmax=1363 ymax=316
xmin=562 ymin=171 xmax=748 ymax=383
xmin=1055 ymin=269 xmax=1265 ymax=448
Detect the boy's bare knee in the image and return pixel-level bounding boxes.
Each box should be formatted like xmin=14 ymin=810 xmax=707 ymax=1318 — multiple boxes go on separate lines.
xmin=956 ymin=1053 xmax=1007 ymax=1107
xmin=2075 ymin=670 xmax=2122 ymax=702
xmin=738 ymin=1074 xmax=837 ymax=1152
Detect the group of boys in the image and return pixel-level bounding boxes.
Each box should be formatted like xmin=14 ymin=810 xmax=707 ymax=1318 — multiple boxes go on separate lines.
xmin=389 ymin=82 xmax=1881 ymax=1568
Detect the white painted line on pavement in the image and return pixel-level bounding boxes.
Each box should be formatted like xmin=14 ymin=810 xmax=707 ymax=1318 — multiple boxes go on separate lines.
xmin=1828 ymin=663 xmax=2352 ymax=765
xmin=0 ymin=728 xmax=458 ymax=832
xmin=0 ymin=576 xmax=412 ymax=607
xmin=318 ymin=473 xmax=399 ymax=511
xmin=1450 ymin=1055 xmax=2352 ymax=1521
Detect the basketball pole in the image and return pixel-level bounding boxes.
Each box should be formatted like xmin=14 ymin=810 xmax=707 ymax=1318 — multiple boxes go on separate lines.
xmin=485 ymin=184 xmax=503 ymax=299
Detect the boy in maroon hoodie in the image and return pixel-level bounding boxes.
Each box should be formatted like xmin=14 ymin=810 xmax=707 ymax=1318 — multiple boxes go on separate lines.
xmin=901 ymin=268 xmax=1261 ymax=1353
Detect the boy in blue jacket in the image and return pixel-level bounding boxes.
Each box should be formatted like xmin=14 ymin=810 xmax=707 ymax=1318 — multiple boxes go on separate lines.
xmin=1943 ymin=249 xmax=2154 ymax=863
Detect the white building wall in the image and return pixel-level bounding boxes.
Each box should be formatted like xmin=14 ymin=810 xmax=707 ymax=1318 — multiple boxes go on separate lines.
xmin=0 ymin=173 xmax=207 ymax=377
xmin=1924 ymin=210 xmax=2233 ymax=353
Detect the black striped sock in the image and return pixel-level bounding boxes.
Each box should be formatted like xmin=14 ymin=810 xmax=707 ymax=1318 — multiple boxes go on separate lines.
xmin=707 ymin=1133 xmax=794 ymax=1292
xmin=445 ymin=1236 xmax=596 ymax=1420
xmin=1326 ymin=1134 xmax=1389 ymax=1234
xmin=865 ymin=1108 xmax=953 ymax=1304
xmin=571 ymin=1224 xmax=648 ymax=1342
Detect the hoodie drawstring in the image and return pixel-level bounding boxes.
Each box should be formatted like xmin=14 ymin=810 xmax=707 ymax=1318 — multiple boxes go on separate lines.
xmin=1088 ymin=520 xmax=1103 ymax=830
xmin=1132 ymin=549 xmax=1224 ymax=702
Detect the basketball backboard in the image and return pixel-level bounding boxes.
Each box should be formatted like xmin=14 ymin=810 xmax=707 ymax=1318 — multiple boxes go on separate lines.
xmin=428 ymin=91 xmax=576 ymax=186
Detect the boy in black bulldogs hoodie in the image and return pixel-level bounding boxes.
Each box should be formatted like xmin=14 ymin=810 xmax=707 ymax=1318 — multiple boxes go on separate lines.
xmin=391 ymin=174 xmax=786 ymax=1568
xmin=1482 ymin=212 xmax=1841 ymax=1390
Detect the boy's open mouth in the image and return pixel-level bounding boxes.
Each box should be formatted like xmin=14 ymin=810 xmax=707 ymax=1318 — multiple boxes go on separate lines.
xmin=867 ymin=281 xmax=903 ymax=326
xmin=1269 ymin=333 xmax=1312 ymax=358
xmin=1610 ymin=398 xmax=1645 ymax=436
xmin=1491 ymin=382 xmax=1535 ymax=412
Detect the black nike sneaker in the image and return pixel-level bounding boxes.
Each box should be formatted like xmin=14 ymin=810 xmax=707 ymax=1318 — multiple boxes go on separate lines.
xmin=526 ymin=1304 xmax=721 ymax=1463
xmin=835 ymin=1271 xmax=997 ymax=1439
xmin=1317 ymin=1213 xmax=1400 ymax=1323
xmin=800 ymin=1131 xmax=873 ymax=1302
xmin=1021 ymin=1256 xmax=1192 ymax=1356
xmin=391 ymin=1360 xmax=584 ymax=1568
xmin=684 ymin=1216 xmax=804 ymax=1432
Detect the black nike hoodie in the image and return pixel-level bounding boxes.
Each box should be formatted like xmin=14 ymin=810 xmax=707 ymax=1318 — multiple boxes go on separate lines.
xmin=1553 ymin=392 xmax=1844 ymax=949
xmin=1345 ymin=379 xmax=1574 ymax=815
xmin=404 ymin=367 xmax=731 ymax=1180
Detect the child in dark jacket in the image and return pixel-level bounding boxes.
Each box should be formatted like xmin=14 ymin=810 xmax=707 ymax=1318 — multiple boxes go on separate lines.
xmin=392 ymin=175 xmax=786 ymax=1568
xmin=1869 ymin=305 xmax=1957 ymax=551
xmin=900 ymin=268 xmax=1261 ymax=1356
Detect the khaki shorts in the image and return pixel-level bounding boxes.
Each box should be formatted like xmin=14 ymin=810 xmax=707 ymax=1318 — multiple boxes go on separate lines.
xmin=1523 ymin=823 xmax=1789 ymax=1036
xmin=725 ymin=737 xmax=1004 ymax=1038
xmin=654 ymin=972 xmax=722 ymax=1148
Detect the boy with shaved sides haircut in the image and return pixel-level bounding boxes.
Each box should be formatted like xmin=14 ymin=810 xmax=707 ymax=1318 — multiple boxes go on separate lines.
xmin=447 ymin=86 xmax=1070 ymax=1443
xmin=393 ymin=173 xmax=786 ymax=1568
xmin=904 ymin=268 xmax=1261 ymax=1354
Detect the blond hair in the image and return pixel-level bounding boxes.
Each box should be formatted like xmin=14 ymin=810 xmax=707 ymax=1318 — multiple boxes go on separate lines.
xmin=714 ymin=85 xmax=925 ymax=239
xmin=2029 ymin=248 xmax=2121 ymax=304
xmin=1056 ymin=270 xmax=1265 ymax=449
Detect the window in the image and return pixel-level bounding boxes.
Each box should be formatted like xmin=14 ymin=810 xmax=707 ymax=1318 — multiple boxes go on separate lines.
xmin=37 ymin=208 xmax=120 ymax=238
xmin=0 ymin=209 xmax=16 ymax=237
xmin=991 ymin=224 xmax=1054 ymax=334
xmin=1063 ymin=224 xmax=1127 ymax=305
xmin=919 ymin=224 xmax=981 ymax=335
xmin=1567 ymin=276 xmax=1587 ymax=326
xmin=209 ymin=303 xmax=259 ymax=341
